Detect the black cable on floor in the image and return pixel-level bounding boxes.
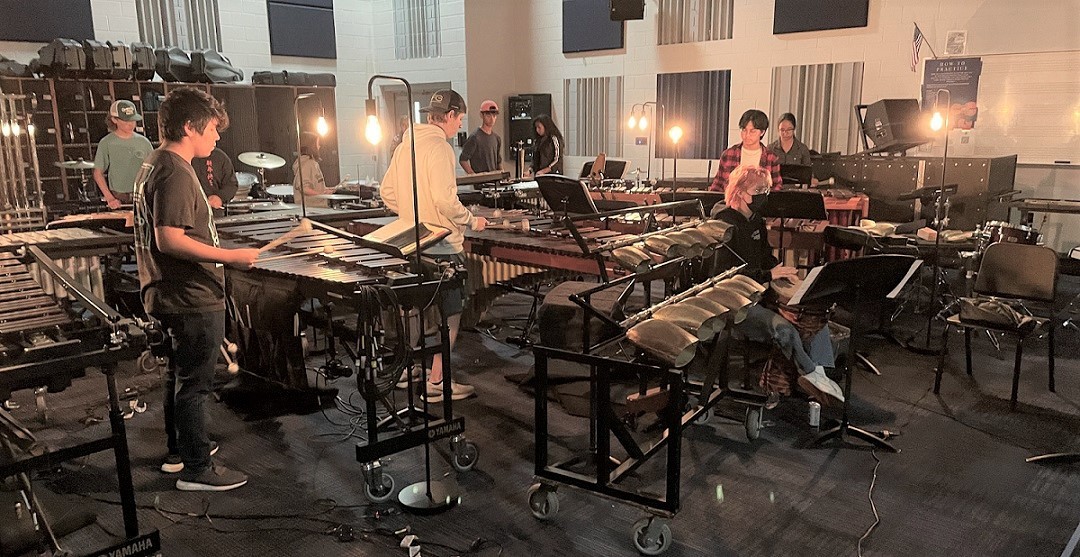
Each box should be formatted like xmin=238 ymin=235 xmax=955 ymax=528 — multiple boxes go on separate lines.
xmin=857 ymin=449 xmax=882 ymax=557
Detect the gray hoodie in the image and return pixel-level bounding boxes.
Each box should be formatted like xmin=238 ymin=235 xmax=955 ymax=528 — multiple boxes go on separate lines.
xmin=379 ymin=123 xmax=479 ymax=254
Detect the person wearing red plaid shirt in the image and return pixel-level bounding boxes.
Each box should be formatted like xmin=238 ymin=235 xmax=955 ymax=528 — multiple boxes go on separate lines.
xmin=708 ymin=109 xmax=782 ymax=193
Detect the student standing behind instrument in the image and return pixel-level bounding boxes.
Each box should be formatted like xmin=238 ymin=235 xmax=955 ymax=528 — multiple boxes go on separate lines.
xmin=529 ymin=114 xmax=564 ymax=176
xmin=293 ymin=131 xmax=329 ymax=208
xmin=380 ymin=89 xmax=488 ymax=402
xmin=708 ymin=109 xmax=782 ymax=194
xmin=94 ymin=100 xmax=153 ymax=209
xmin=459 ymin=99 xmax=503 ymax=174
xmin=133 ymin=87 xmax=258 ymax=491
xmin=192 ymin=147 xmax=239 ymax=216
xmin=768 ymin=113 xmax=813 ymax=166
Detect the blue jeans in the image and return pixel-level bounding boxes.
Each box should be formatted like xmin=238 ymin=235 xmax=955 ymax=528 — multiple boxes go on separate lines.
xmin=157 ymin=310 xmax=225 ymax=474
xmin=735 ymin=305 xmax=834 ymax=375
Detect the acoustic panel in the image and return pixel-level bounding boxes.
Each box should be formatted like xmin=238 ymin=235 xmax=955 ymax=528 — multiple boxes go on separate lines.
xmin=563 ymin=0 xmax=624 ymax=54
xmin=773 ymin=0 xmax=869 ymax=35
xmin=0 ymin=0 xmax=94 ymax=42
xmin=267 ymin=2 xmax=337 ymax=59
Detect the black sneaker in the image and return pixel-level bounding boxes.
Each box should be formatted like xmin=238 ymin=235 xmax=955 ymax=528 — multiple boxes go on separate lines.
xmin=160 ymin=441 xmax=220 ymax=473
xmin=175 ymin=464 xmax=248 ymax=492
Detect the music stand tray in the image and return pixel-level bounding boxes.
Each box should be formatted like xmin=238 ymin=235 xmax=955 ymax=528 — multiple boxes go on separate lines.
xmin=762 ymin=190 xmax=828 ymax=256
xmin=580 ymin=159 xmax=628 ymax=180
xmin=780 ymin=163 xmax=814 ymax=186
xmin=788 ymin=254 xmax=922 ymax=451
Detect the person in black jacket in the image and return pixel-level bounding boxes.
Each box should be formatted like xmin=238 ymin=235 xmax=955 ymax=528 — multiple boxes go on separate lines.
xmin=529 ymin=114 xmax=563 ymax=176
xmin=715 ymin=165 xmax=844 ymax=404
xmin=191 ymin=147 xmax=238 ymax=216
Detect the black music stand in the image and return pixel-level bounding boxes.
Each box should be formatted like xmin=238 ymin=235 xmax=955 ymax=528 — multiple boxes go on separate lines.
xmin=788 ymin=254 xmax=922 ymax=452
xmin=536 ymin=175 xmax=599 ymax=217
xmin=780 ymin=163 xmax=814 ymax=186
xmin=580 ymin=159 xmax=628 ymax=180
xmin=761 ymin=190 xmax=827 ymax=258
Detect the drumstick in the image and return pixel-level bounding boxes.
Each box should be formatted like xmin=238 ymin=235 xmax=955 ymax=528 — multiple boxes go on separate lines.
xmin=259 ymin=218 xmax=313 ymax=252
xmin=258 ymin=244 xmax=335 ymax=263
xmin=486 ymin=219 xmax=530 ymax=231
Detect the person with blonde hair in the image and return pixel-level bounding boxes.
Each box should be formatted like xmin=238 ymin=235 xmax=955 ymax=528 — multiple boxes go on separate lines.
xmin=715 ymin=165 xmax=844 ymax=404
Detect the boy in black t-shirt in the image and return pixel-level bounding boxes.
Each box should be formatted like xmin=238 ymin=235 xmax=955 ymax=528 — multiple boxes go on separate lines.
xmin=133 ymin=87 xmax=259 ymax=491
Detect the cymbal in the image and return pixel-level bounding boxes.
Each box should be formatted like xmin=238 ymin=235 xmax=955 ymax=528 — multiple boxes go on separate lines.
xmin=55 ymin=159 xmax=95 ymax=170
xmin=238 ymin=151 xmax=286 ymax=169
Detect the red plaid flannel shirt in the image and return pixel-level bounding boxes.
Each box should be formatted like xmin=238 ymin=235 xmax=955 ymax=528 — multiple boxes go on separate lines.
xmin=708 ymin=143 xmax=783 ymax=192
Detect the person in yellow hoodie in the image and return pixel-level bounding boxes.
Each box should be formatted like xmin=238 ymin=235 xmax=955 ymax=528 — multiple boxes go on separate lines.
xmin=380 ymin=89 xmax=488 ymax=402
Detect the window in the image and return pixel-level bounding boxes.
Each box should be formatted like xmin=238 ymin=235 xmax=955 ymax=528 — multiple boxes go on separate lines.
xmin=656 ymin=70 xmax=731 ymax=159
xmin=563 ymin=76 xmax=624 ymax=158
xmin=770 ymin=62 xmax=864 ymax=155
xmin=393 ymin=0 xmax=441 ymax=60
xmin=137 ymin=0 xmax=222 ymax=51
xmin=657 ymin=0 xmax=733 ymax=46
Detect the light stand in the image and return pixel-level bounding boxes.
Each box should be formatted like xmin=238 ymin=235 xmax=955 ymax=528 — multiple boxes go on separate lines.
xmin=625 ymin=101 xmax=666 ymax=181
xmin=920 ymin=88 xmax=953 ymax=351
xmin=365 ymin=75 xmax=459 ymax=515
xmin=293 ymin=93 xmax=315 ymax=218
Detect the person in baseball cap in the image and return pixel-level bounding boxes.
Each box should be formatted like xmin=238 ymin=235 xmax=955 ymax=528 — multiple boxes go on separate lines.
xmin=94 ymin=99 xmax=152 ymax=208
xmin=379 ymin=86 xmax=485 ymax=403
xmin=460 ymin=99 xmax=503 ymax=174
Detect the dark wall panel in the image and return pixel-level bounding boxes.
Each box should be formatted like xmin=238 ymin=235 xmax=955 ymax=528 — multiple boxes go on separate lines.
xmin=563 ymin=0 xmax=624 ymax=54
xmin=0 ymin=0 xmax=94 ymax=42
xmin=773 ymin=0 xmax=869 ymax=34
xmin=267 ymin=2 xmax=337 ymax=59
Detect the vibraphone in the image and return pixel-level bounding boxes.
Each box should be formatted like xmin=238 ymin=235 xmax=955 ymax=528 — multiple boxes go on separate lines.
xmin=0 ymin=227 xmax=132 ymax=300
xmin=0 ymin=244 xmax=148 ymax=544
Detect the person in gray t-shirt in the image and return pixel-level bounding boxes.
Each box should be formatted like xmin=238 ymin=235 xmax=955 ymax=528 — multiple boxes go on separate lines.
xmin=459 ymin=99 xmax=503 ymax=174
xmin=94 ymin=99 xmax=153 ymax=208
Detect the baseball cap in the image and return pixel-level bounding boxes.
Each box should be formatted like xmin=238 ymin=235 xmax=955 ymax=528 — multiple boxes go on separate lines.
xmin=419 ymin=89 xmax=466 ymax=114
xmin=109 ymin=99 xmax=143 ymax=122
xmin=480 ymin=100 xmax=499 ymax=114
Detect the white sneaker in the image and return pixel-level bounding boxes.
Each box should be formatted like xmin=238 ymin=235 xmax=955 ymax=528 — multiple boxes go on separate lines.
xmin=422 ymin=381 xmax=476 ymax=402
xmin=396 ymin=368 xmax=422 ymax=389
xmin=798 ymin=366 xmax=845 ymax=404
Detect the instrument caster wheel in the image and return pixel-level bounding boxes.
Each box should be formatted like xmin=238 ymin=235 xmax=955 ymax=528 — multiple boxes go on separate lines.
xmin=451 ymin=441 xmax=479 ymax=472
xmin=745 ymin=407 xmax=762 ymax=441
xmin=631 ymin=517 xmax=672 ymax=555
xmin=137 ymin=350 xmax=160 ymax=374
xmin=364 ymin=473 xmax=395 ymax=503
xmin=694 ymin=406 xmax=713 ymax=425
xmin=527 ymin=483 xmax=559 ymax=520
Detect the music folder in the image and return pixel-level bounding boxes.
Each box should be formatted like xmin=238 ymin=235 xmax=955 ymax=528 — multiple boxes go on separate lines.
xmin=362 ymin=218 xmax=451 ymax=258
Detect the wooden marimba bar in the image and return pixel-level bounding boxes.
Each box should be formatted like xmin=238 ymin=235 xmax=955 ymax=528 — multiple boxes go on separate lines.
xmin=216 ymin=218 xmax=414 ymax=297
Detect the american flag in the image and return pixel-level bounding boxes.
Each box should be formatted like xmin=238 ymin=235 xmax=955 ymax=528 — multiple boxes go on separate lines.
xmin=911 ymin=24 xmax=925 ymax=72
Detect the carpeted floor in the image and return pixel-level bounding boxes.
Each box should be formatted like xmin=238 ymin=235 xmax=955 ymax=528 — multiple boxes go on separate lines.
xmin=4 ymin=280 xmax=1079 ymax=557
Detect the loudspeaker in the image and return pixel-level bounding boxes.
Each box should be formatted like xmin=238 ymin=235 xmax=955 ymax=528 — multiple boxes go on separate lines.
xmin=610 ymin=0 xmax=645 ymax=20
xmin=507 ymin=93 xmax=551 ymax=163
xmin=861 ymin=98 xmax=928 ymax=153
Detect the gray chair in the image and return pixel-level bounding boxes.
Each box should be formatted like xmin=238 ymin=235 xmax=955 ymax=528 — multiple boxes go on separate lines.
xmin=934 ymin=242 xmax=1058 ymax=410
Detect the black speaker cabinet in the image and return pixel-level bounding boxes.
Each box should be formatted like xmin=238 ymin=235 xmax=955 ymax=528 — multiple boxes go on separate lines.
xmin=507 ymin=93 xmax=551 ymax=163
xmin=610 ymin=0 xmax=645 ymax=20
xmin=860 ymin=98 xmax=928 ymax=154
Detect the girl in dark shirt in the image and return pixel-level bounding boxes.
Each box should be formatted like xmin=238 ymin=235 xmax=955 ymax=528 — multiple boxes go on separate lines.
xmin=530 ymin=114 xmax=564 ymax=176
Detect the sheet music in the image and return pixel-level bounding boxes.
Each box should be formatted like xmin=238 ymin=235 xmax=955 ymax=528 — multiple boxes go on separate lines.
xmin=786 ymin=266 xmax=822 ymax=306
xmin=887 ymin=259 xmax=923 ymax=299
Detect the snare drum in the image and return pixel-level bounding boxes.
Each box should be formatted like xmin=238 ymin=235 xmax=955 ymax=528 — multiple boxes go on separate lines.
xmin=979 ymin=221 xmax=1041 ymax=249
xmin=265 ymin=184 xmax=295 ymax=202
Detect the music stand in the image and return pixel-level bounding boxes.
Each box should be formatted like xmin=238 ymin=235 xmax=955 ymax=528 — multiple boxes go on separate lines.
xmin=780 ymin=163 xmax=814 ymax=186
xmin=580 ymin=159 xmax=628 ymax=180
xmin=761 ymin=190 xmax=828 ymax=258
xmin=536 ymin=174 xmax=599 ymax=216
xmin=788 ymin=254 xmax=922 ymax=452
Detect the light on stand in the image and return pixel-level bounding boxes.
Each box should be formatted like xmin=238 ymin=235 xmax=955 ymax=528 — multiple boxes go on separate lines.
xmin=293 ymin=92 xmax=316 ymax=218
xmin=668 ymin=125 xmax=683 ymax=144
xmin=626 ymin=106 xmax=639 ymax=130
xmin=364 ymin=99 xmax=382 ymax=145
xmin=922 ymin=88 xmax=952 ymax=350
xmin=316 ymin=105 xmax=330 ymax=137
xmin=638 ymin=115 xmax=648 ymax=131
xmin=669 ymin=125 xmax=683 ymax=195
xmin=929 ymin=111 xmax=945 ymax=132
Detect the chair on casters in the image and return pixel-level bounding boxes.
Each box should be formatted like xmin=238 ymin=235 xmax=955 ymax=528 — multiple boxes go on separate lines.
xmin=933 ymin=242 xmax=1058 ymax=411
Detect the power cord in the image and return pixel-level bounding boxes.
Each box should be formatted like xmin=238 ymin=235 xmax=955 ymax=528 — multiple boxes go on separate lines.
xmin=856 ymin=449 xmax=882 ymax=557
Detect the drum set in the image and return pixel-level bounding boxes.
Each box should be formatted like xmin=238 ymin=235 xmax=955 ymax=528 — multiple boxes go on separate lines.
xmin=962 ymin=220 xmax=1044 ymax=281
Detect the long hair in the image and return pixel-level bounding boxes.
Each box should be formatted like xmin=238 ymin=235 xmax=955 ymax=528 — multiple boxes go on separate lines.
xmin=532 ymin=114 xmax=563 ymax=144
xmin=725 ymin=165 xmax=770 ymax=206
